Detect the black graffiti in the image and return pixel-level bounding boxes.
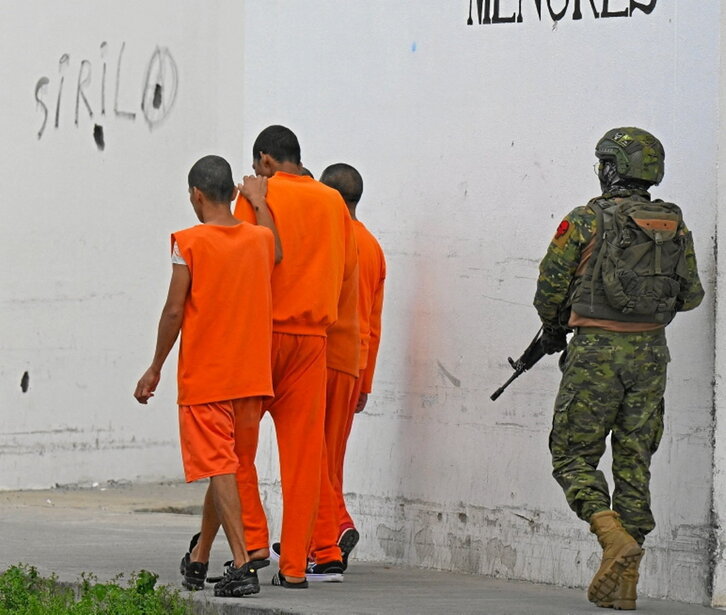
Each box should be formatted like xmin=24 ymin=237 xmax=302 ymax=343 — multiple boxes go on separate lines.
xmin=140 ymin=47 xmax=179 ymax=129
xmin=466 ymin=0 xmax=657 ymax=25
xmin=34 ymin=42 xmax=179 ymax=149
xmin=34 ymin=78 xmax=49 ymax=139
xmin=93 ymin=124 xmax=105 ymax=151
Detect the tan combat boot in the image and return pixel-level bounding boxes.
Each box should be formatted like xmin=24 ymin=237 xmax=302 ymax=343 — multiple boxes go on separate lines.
xmin=587 ymin=510 xmax=642 ymax=604
xmin=612 ymin=550 xmax=644 ymax=610
xmin=596 ymin=550 xmax=644 ymax=610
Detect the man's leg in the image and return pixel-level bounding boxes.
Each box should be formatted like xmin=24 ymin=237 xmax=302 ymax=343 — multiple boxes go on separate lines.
xmin=336 ymin=373 xmax=364 ymax=533
xmin=549 ymin=333 xmax=621 ymax=520
xmin=178 ymin=401 xmax=257 ymax=594
xmin=310 ymin=368 xmax=356 ymax=561
xmin=190 ymin=485 xmax=221 ymax=563
xmin=268 ymin=333 xmax=327 ymax=583
xmin=611 ymin=334 xmax=669 ymax=544
xmin=209 ymin=474 xmax=249 ymax=567
xmin=234 ymin=398 xmax=269 ymax=559
xmin=551 ymin=331 xmax=642 ymax=606
xmin=309 ymin=439 xmax=345 ymax=577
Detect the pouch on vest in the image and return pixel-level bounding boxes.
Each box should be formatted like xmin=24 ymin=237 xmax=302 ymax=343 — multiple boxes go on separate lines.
xmin=571 ymin=198 xmax=689 ymax=324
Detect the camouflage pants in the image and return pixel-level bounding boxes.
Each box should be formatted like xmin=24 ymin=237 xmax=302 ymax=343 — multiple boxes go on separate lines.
xmin=549 ymin=327 xmax=669 ymax=544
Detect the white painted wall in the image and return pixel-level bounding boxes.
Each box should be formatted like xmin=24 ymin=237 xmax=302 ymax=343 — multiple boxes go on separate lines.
xmin=243 ymin=1 xmax=717 ymax=605
xmin=0 ymin=1 xmax=246 ymax=489
xmin=710 ymin=4 xmax=726 ymax=608
xmin=0 ymin=0 xmax=721 ymax=606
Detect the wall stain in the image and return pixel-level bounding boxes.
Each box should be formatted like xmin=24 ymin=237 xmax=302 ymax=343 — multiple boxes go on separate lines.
xmin=376 ymin=523 xmax=406 ymax=560
xmin=436 ymin=360 xmax=461 ymax=388
xmin=448 ymin=533 xmax=483 ymax=573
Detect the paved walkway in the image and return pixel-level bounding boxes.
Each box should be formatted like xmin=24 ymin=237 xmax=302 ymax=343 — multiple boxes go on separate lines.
xmin=0 ymin=482 xmax=720 ymax=614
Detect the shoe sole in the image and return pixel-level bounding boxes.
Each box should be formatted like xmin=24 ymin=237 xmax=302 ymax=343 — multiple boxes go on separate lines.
xmin=272 ymin=572 xmax=308 ymax=589
xmin=306 ymin=572 xmax=344 ymax=583
xmin=214 ymin=584 xmax=260 ymax=598
xmin=338 ymin=528 xmax=360 ymax=553
xmin=587 ymin=546 xmax=642 ymax=604
xmin=338 ymin=528 xmax=359 ymax=570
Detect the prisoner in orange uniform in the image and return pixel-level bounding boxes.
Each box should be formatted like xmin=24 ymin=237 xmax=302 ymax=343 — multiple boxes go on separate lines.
xmin=319 ymin=163 xmax=386 ymax=567
xmin=133 ymin=155 xmax=280 ymax=598
xmin=233 ymin=126 xmax=358 ymax=588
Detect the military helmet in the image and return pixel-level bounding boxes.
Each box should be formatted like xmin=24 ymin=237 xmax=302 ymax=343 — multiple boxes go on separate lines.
xmin=595 ymin=127 xmax=665 ymax=185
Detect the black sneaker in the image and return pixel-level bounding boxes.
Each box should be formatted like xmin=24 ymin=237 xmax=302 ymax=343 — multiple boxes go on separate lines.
xmin=306 ymin=560 xmax=344 ymax=582
xmin=179 ymin=532 xmax=208 ymax=591
xmin=206 ymin=556 xmax=271 ymax=583
xmin=338 ymin=528 xmax=360 ymax=570
xmin=271 ymin=571 xmax=308 ymax=589
xmin=213 ymin=561 xmax=260 ymax=597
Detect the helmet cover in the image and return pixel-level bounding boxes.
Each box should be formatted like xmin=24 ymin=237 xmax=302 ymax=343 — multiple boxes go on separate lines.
xmin=595 ymin=127 xmax=664 ymax=185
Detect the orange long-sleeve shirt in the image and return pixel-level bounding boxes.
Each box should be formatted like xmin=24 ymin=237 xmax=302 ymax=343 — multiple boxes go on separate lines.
xmin=326 ymin=262 xmax=360 ymax=377
xmin=353 ymin=220 xmax=386 ymax=393
xmin=235 ymin=172 xmax=357 ymax=337
xmin=172 ymin=223 xmax=275 ymax=405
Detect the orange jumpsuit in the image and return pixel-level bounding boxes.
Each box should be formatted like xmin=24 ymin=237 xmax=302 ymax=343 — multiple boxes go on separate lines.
xmin=310 ymin=262 xmax=360 ymax=558
xmin=336 ymin=220 xmax=386 ymax=531
xmin=172 ymin=223 xmax=275 ymax=482
xmin=233 ymin=172 xmax=357 ymax=579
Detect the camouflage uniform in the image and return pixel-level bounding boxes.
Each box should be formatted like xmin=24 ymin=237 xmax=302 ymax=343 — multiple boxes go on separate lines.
xmin=534 ymin=188 xmax=704 ymax=544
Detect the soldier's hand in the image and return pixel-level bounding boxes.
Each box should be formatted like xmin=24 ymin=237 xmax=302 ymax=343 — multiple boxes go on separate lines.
xmin=541 ymin=326 xmax=568 ymax=355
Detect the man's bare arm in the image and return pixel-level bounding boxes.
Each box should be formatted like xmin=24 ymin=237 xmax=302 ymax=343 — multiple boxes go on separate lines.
xmin=238 ymin=175 xmax=283 ymax=264
xmin=134 ymin=264 xmax=191 ymax=404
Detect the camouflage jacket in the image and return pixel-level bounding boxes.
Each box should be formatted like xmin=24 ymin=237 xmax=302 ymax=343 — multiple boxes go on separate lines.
xmin=533 ymin=189 xmax=705 ymax=329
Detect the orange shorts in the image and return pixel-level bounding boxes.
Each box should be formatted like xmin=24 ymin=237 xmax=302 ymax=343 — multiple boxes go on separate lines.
xmin=178 ymin=397 xmax=262 ymax=482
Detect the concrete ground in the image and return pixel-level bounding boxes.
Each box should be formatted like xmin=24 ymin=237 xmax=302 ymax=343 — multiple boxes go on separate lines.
xmin=0 ymin=481 xmax=720 ymax=615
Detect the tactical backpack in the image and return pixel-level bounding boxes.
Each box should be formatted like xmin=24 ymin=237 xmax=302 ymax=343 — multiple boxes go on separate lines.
xmin=570 ymin=197 xmax=690 ymax=324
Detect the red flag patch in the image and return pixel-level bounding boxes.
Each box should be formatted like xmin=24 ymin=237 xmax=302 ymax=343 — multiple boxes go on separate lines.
xmin=555 ymin=220 xmax=570 ymax=239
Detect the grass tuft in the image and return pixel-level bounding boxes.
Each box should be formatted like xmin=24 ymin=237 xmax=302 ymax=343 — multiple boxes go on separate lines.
xmin=0 ymin=564 xmax=193 ymax=615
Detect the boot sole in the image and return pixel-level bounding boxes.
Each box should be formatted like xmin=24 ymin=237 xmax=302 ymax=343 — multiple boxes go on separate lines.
xmin=613 ymin=599 xmax=636 ymax=610
xmin=587 ymin=544 xmax=642 ymax=604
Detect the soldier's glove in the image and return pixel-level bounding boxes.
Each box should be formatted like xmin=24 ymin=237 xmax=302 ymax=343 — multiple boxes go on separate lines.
xmin=541 ymin=326 xmax=568 ymax=355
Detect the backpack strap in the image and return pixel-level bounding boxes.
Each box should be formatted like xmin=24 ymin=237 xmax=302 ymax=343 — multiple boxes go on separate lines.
xmin=587 ymin=199 xmax=610 ymax=313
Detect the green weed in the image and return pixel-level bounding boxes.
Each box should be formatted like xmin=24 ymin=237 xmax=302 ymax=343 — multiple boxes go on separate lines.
xmin=0 ymin=564 xmax=193 ymax=615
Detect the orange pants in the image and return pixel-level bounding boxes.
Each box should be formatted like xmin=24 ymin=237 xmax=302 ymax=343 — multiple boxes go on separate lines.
xmin=316 ymin=368 xmax=362 ymax=539
xmin=338 ymin=373 xmax=363 ymax=530
xmin=178 ymin=398 xmax=263 ymax=483
xmin=235 ymin=332 xmax=340 ymax=578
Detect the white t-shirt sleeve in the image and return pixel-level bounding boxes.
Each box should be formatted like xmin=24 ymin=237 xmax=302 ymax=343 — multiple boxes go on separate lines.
xmin=171 ymin=241 xmax=187 ymax=266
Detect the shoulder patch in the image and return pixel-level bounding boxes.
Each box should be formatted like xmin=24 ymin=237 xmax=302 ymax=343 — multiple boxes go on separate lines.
xmin=551 ymin=218 xmax=574 ymax=249
xmin=555 ymin=220 xmax=570 ymax=239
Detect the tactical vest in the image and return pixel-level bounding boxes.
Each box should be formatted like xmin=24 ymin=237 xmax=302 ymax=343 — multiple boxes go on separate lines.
xmin=569 ymin=196 xmax=689 ymax=325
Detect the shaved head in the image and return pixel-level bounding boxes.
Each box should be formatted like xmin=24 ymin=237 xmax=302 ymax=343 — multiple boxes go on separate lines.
xmin=252 ymin=125 xmax=301 ymax=165
xmin=188 ymin=155 xmax=235 ymax=202
xmin=320 ymin=163 xmax=363 ymax=206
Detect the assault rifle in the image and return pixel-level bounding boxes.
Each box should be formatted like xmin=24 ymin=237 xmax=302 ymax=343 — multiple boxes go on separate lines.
xmin=490 ymin=328 xmax=546 ymax=401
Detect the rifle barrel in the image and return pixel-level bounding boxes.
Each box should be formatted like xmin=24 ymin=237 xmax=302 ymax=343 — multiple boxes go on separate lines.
xmin=490 ymin=369 xmax=523 ymax=401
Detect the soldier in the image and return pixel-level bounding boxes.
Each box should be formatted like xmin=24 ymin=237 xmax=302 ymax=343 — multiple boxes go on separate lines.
xmin=534 ymin=127 xmax=704 ymax=610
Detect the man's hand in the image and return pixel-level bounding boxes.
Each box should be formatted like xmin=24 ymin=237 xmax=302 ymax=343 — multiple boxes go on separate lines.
xmin=238 ymin=175 xmax=268 ymax=208
xmin=541 ymin=326 xmax=568 ymax=355
xmin=355 ymin=392 xmax=368 ymax=414
xmin=134 ymin=367 xmax=160 ymax=404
